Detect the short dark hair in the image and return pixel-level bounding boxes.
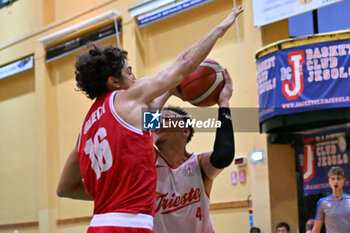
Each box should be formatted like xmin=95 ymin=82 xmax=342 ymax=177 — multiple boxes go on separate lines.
xmin=250 ymin=226 xmax=261 ymax=233
xmin=75 ymin=44 xmax=128 ymax=99
xmin=276 ymin=222 xmax=290 ymax=232
xmin=328 ymin=166 xmax=345 ymax=178
xmin=163 ymin=106 xmax=194 ymax=143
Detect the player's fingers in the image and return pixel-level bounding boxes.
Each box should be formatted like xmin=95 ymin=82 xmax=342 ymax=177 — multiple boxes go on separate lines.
xmin=233 ymin=6 xmax=244 ymax=15
xmin=223 ymin=69 xmax=232 ymax=86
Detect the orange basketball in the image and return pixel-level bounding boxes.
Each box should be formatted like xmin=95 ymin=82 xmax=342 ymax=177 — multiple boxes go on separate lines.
xmin=178 ymin=58 xmax=225 ymax=107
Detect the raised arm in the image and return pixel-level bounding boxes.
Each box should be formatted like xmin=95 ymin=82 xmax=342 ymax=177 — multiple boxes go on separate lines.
xmin=129 ymin=6 xmax=244 ymax=104
xmin=199 ymin=69 xmax=235 ymax=194
xmin=149 ymin=87 xmax=182 ymax=109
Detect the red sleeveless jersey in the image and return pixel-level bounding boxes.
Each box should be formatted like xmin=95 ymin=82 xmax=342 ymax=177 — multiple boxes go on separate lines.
xmin=78 ymin=91 xmax=156 ymax=216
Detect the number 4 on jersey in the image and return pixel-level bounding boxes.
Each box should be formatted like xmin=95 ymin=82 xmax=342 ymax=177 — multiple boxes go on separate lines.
xmin=84 ymin=127 xmax=113 ymax=179
xmin=196 ymin=207 xmax=202 ymax=221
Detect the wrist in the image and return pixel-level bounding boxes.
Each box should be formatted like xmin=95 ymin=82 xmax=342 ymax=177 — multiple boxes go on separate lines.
xmin=219 ymin=107 xmax=230 ymax=114
xmin=219 ymin=101 xmax=229 ymax=108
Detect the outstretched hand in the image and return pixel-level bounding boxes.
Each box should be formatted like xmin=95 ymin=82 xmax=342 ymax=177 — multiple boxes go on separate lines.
xmin=218 ymin=6 xmax=244 ymax=38
xmin=217 ymin=69 xmax=233 ymax=108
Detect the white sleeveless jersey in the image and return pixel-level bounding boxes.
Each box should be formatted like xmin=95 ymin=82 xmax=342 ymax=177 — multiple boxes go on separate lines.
xmin=154 ymin=152 xmax=215 ymax=233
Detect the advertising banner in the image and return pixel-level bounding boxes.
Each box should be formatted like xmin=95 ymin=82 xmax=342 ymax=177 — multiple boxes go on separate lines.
xmin=46 ymin=24 xmax=118 ymax=63
xmin=296 ymin=130 xmax=350 ymax=195
xmin=0 ymin=56 xmax=34 ymax=80
xmin=137 ymin=0 xmax=213 ymax=27
xmin=253 ymin=0 xmax=343 ymax=27
xmin=257 ymin=38 xmax=350 ymax=123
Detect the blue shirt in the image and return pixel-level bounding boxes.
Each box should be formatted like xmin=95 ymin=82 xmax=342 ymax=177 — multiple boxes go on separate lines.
xmin=315 ymin=193 xmax=350 ymax=233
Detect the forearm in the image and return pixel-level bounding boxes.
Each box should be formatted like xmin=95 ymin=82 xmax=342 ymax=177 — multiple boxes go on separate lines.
xmin=180 ymin=7 xmax=242 ymax=74
xmin=311 ymin=220 xmax=323 ymax=233
xmin=148 ymin=25 xmax=226 ymax=99
xmin=179 ymin=25 xmax=224 ymax=72
xmin=140 ymin=7 xmax=243 ymax=103
xmin=58 ymin=182 xmax=93 ymax=200
xmin=153 ymin=25 xmax=225 ymax=91
xmin=57 ymin=142 xmax=93 ymax=201
xmin=149 ymin=91 xmax=171 ymax=109
xmin=210 ymin=107 xmax=235 ymax=169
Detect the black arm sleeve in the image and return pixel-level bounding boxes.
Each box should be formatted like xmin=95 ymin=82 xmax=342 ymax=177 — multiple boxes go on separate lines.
xmin=210 ymin=107 xmax=235 ymax=169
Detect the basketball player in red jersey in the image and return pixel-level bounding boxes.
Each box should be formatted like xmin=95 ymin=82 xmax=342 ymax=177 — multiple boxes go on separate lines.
xmin=153 ymin=69 xmax=234 ymax=233
xmin=56 ymin=6 xmax=243 ymax=233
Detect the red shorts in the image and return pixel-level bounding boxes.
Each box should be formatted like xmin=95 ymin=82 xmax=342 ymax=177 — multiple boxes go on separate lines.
xmin=87 ymin=226 xmax=153 ymax=233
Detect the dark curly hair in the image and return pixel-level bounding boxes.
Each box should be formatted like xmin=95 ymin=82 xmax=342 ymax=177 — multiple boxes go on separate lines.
xmin=75 ymin=45 xmax=128 ymax=99
xmin=163 ymin=106 xmax=195 ymax=143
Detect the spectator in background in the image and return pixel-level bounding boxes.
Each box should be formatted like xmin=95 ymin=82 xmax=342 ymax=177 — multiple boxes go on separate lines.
xmin=250 ymin=226 xmax=261 ymax=233
xmin=305 ymin=218 xmax=314 ymax=233
xmin=311 ymin=166 xmax=350 ymax=233
xmin=276 ymin=222 xmax=290 ymax=233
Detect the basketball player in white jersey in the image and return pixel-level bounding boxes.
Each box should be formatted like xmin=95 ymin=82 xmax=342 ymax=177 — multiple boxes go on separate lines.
xmin=153 ymin=69 xmax=235 ymax=233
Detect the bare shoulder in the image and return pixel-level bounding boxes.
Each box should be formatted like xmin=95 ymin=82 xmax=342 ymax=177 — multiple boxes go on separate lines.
xmin=197 ymin=151 xmax=212 ymax=163
xmin=119 ymin=77 xmax=152 ymax=100
xmin=129 ymin=65 xmax=184 ymax=104
xmin=113 ymin=88 xmax=148 ymax=130
xmin=198 ymin=151 xmax=212 ymax=158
